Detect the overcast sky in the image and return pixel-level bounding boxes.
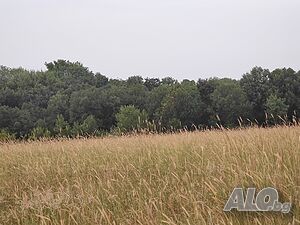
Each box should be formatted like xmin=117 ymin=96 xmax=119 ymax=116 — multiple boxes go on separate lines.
xmin=0 ymin=0 xmax=299 ymax=80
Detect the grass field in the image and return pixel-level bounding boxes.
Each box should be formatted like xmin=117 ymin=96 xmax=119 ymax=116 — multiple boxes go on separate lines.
xmin=0 ymin=126 xmax=299 ymax=225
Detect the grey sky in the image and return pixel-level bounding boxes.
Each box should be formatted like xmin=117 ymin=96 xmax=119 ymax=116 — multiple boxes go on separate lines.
xmin=0 ymin=0 xmax=299 ymax=80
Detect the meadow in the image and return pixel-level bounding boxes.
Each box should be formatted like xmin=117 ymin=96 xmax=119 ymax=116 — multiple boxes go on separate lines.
xmin=0 ymin=126 xmax=299 ymax=225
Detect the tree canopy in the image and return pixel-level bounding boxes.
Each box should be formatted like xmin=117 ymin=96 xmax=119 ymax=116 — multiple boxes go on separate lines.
xmin=0 ymin=60 xmax=299 ymax=140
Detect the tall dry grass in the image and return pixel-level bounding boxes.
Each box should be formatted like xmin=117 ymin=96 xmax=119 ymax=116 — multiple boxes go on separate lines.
xmin=0 ymin=126 xmax=299 ymax=224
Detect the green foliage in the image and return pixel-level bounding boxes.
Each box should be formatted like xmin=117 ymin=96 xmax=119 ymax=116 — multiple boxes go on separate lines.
xmin=80 ymin=115 xmax=98 ymax=134
xmin=95 ymin=73 xmax=108 ymax=87
xmin=161 ymin=77 xmax=177 ymax=85
xmin=54 ymin=114 xmax=71 ymax=137
xmin=240 ymin=67 xmax=270 ymax=122
xmin=127 ymin=76 xmax=144 ymax=85
xmin=146 ymin=84 xmax=172 ymax=120
xmin=266 ymin=94 xmax=289 ymax=117
xmin=0 ymin=106 xmax=20 ymax=134
xmin=144 ymin=78 xmax=160 ymax=91
xmin=71 ymin=115 xmax=99 ymax=136
xmin=197 ymin=78 xmax=219 ymax=126
xmin=168 ymin=118 xmax=182 ymax=130
xmin=0 ymin=60 xmax=299 ymax=139
xmin=116 ymin=105 xmax=148 ymax=131
xmin=158 ymin=82 xmax=205 ymax=128
xmin=269 ymin=68 xmax=300 ymax=117
xmin=211 ymin=79 xmax=252 ymax=126
xmin=30 ymin=126 xmax=51 ymax=140
xmin=0 ymin=129 xmax=15 ymax=142
xmin=69 ymin=88 xmax=117 ymax=130
xmin=47 ymin=92 xmax=69 ymax=122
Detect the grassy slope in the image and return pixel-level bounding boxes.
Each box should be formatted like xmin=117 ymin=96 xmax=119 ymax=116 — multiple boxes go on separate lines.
xmin=0 ymin=126 xmax=299 ymax=224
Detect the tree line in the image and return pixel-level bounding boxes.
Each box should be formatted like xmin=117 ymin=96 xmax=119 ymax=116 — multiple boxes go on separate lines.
xmin=0 ymin=60 xmax=299 ymax=140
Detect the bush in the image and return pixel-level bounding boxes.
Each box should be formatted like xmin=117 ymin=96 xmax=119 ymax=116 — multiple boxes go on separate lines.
xmin=29 ymin=126 xmax=51 ymax=140
xmin=0 ymin=129 xmax=15 ymax=142
xmin=116 ymin=105 xmax=148 ymax=132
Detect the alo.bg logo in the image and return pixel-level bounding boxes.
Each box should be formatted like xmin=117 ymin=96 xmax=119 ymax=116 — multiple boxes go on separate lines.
xmin=224 ymin=187 xmax=291 ymax=213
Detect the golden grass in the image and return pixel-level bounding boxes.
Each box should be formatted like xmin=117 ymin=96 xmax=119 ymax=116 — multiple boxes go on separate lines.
xmin=0 ymin=126 xmax=299 ymax=225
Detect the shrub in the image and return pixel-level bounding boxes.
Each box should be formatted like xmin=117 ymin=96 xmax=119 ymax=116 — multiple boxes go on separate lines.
xmin=116 ymin=105 xmax=148 ymax=132
xmin=0 ymin=129 xmax=15 ymax=142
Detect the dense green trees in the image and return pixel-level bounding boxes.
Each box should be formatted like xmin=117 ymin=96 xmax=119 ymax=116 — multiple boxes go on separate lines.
xmin=0 ymin=60 xmax=299 ymax=140
xmin=158 ymin=81 xmax=205 ymax=128
xmin=211 ymin=79 xmax=252 ymax=127
xmin=240 ymin=67 xmax=270 ymax=123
